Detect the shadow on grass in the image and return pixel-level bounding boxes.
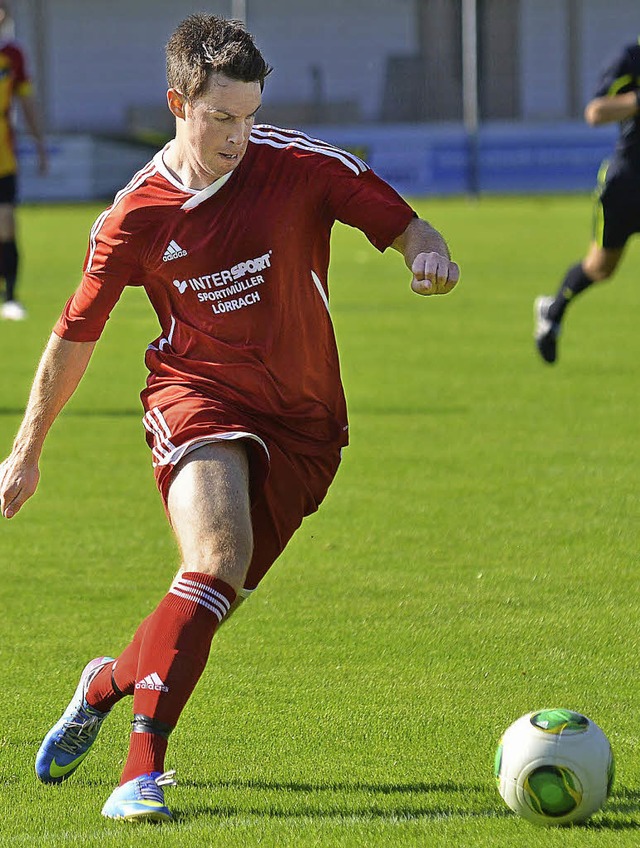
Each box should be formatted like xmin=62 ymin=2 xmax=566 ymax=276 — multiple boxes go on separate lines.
xmin=164 ymin=779 xmax=640 ymax=828
xmin=16 ymin=774 xmax=640 ymax=829
xmin=188 ymin=777 xmax=486 ymax=794
xmin=589 ymin=789 xmax=640 ymax=830
xmin=171 ymin=777 xmax=508 ymax=824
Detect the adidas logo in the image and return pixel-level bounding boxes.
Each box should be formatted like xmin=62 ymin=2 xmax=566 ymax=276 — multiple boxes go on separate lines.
xmin=162 ymin=240 xmax=187 ymax=262
xmin=135 ymin=672 xmax=169 ymax=692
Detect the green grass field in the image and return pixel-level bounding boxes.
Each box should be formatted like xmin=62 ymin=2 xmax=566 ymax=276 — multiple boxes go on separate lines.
xmin=1 ymin=195 xmax=640 ymax=847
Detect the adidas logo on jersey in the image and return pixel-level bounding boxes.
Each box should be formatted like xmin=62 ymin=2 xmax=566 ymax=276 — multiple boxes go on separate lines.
xmin=163 ymin=240 xmax=187 ymax=262
xmin=135 ymin=672 xmax=169 ymax=692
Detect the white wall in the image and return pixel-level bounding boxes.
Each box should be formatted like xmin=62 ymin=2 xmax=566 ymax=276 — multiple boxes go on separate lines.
xmin=12 ymin=0 xmax=416 ymax=133
xmin=44 ymin=0 xmax=229 ymax=133
xmin=249 ymin=0 xmax=416 ymax=121
xmin=519 ymin=0 xmax=570 ymax=120
xmin=520 ymin=0 xmax=640 ymax=120
xmin=11 ymin=0 xmax=640 ymax=133
xmin=579 ymin=0 xmax=640 ymax=103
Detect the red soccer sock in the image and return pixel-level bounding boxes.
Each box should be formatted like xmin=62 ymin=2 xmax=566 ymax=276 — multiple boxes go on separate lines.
xmin=119 ymin=572 xmax=236 ymax=785
xmin=85 ymin=614 xmax=153 ymax=712
xmin=122 ymin=728 xmax=168 ymax=779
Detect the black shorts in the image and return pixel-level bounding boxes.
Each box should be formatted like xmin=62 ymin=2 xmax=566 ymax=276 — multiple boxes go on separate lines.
xmin=0 ymin=174 xmax=17 ymax=205
xmin=593 ymin=160 xmax=640 ymax=250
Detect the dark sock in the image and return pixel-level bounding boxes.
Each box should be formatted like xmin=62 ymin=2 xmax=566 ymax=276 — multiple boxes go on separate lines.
xmin=1 ymin=240 xmax=18 ymax=302
xmin=548 ymin=262 xmax=594 ymax=323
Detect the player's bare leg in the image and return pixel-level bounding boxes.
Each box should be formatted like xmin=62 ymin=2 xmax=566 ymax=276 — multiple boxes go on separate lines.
xmin=167 ymin=440 xmax=253 ymax=589
xmin=582 ymin=243 xmax=624 ymax=282
xmin=168 ymin=440 xmax=254 ymax=625
xmin=0 ymin=204 xmax=16 ymax=240
xmin=535 ymin=243 xmax=624 ymax=364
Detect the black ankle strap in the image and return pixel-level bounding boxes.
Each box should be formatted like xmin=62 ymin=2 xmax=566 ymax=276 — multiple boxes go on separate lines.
xmin=131 ymin=713 xmax=174 ymax=739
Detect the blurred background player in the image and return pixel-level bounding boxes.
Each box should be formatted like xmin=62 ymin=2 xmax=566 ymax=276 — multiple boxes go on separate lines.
xmin=0 ymin=0 xmax=47 ymax=321
xmin=534 ymin=37 xmax=640 ymax=363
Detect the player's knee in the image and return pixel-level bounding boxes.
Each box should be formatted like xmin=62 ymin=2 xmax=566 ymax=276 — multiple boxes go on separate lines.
xmin=592 ymin=266 xmax=616 ymax=282
xmin=184 ymin=527 xmax=253 ymax=586
xmin=0 ymin=204 xmax=16 ymax=239
xmin=584 ymin=261 xmax=616 ymax=283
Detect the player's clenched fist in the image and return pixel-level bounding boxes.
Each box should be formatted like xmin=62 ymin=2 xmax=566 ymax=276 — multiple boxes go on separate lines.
xmin=410 ymin=251 xmax=460 ymax=296
xmin=0 ymin=456 xmax=40 ymax=519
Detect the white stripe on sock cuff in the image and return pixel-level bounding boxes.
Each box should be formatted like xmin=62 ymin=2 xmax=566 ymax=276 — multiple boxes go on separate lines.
xmin=170 ymin=578 xmax=232 ymax=619
xmin=173 ymin=580 xmax=230 ymax=612
xmin=170 ymin=587 xmax=227 ymax=622
xmin=173 ymin=586 xmax=230 ymax=620
xmin=179 ymin=577 xmax=231 ymax=612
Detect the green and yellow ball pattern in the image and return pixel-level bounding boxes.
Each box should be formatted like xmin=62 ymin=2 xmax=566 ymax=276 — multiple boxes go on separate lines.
xmin=524 ymin=765 xmax=582 ymax=817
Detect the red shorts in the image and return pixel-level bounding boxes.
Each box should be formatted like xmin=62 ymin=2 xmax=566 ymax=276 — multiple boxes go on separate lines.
xmin=140 ymin=383 xmax=342 ymax=589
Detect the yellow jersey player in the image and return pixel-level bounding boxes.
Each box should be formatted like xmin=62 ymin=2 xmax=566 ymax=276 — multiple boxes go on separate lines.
xmin=0 ymin=1 xmax=47 ymax=321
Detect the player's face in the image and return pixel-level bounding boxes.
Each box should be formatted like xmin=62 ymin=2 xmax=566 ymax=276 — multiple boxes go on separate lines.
xmin=179 ymin=74 xmax=262 ymax=182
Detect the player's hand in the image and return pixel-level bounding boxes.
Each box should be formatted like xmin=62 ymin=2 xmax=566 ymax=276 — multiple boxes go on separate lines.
xmin=410 ymin=251 xmax=460 ymax=296
xmin=0 ymin=454 xmax=40 ymax=519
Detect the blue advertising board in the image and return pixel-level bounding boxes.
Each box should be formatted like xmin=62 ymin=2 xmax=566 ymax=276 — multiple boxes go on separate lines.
xmin=15 ymin=123 xmax=621 ymax=201
xmin=302 ymin=122 xmax=619 ymax=196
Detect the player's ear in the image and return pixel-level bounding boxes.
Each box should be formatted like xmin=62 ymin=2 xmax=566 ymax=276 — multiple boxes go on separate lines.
xmin=167 ymin=88 xmax=188 ymax=120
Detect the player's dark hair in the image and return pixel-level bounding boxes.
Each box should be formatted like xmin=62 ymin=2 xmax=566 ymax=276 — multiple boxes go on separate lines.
xmin=166 ymin=14 xmax=272 ymax=99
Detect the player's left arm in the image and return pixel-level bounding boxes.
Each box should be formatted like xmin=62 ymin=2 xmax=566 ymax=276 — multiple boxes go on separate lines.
xmin=391 ymin=216 xmax=460 ymax=296
xmin=17 ymin=92 xmax=48 ymax=175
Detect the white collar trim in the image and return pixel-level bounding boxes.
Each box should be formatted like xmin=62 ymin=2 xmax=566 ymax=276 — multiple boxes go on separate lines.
xmin=153 ymin=143 xmax=235 ymax=210
xmin=181 ymin=170 xmax=234 ymax=209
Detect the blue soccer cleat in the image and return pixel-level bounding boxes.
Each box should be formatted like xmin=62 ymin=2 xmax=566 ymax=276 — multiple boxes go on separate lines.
xmin=101 ymin=770 xmax=177 ymax=822
xmin=35 ymin=655 xmax=115 ymax=784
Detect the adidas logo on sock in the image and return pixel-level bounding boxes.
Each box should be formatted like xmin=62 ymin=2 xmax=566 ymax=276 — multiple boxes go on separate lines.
xmin=135 ymin=672 xmax=169 ymax=692
xmin=162 ymin=240 xmax=187 ymax=262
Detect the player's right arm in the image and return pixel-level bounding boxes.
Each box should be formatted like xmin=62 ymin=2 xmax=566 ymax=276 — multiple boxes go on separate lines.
xmin=18 ymin=92 xmax=48 ymax=175
xmin=584 ymin=90 xmax=639 ymax=126
xmin=0 ymin=334 xmax=95 ymax=519
xmin=585 ymin=43 xmax=640 ymax=126
xmin=0 ymin=173 xmax=147 ymax=520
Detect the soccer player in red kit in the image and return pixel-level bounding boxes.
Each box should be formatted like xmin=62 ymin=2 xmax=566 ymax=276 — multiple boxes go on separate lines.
xmin=0 ymin=15 xmax=459 ymax=822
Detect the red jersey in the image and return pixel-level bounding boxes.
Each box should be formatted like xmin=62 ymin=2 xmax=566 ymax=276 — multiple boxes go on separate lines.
xmin=54 ymin=125 xmax=415 ymax=452
xmin=0 ymin=40 xmax=31 ymax=178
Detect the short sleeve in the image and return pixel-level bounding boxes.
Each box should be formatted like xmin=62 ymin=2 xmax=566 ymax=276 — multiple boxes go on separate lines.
xmin=593 ymin=44 xmax=636 ymax=98
xmin=321 ymin=157 xmax=416 ymax=251
xmin=53 ymin=207 xmax=141 ymax=342
xmin=6 ymin=43 xmax=31 ymax=95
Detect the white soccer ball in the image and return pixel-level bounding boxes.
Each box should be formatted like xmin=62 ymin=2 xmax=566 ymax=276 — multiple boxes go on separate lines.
xmin=494 ymin=709 xmax=614 ymax=825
